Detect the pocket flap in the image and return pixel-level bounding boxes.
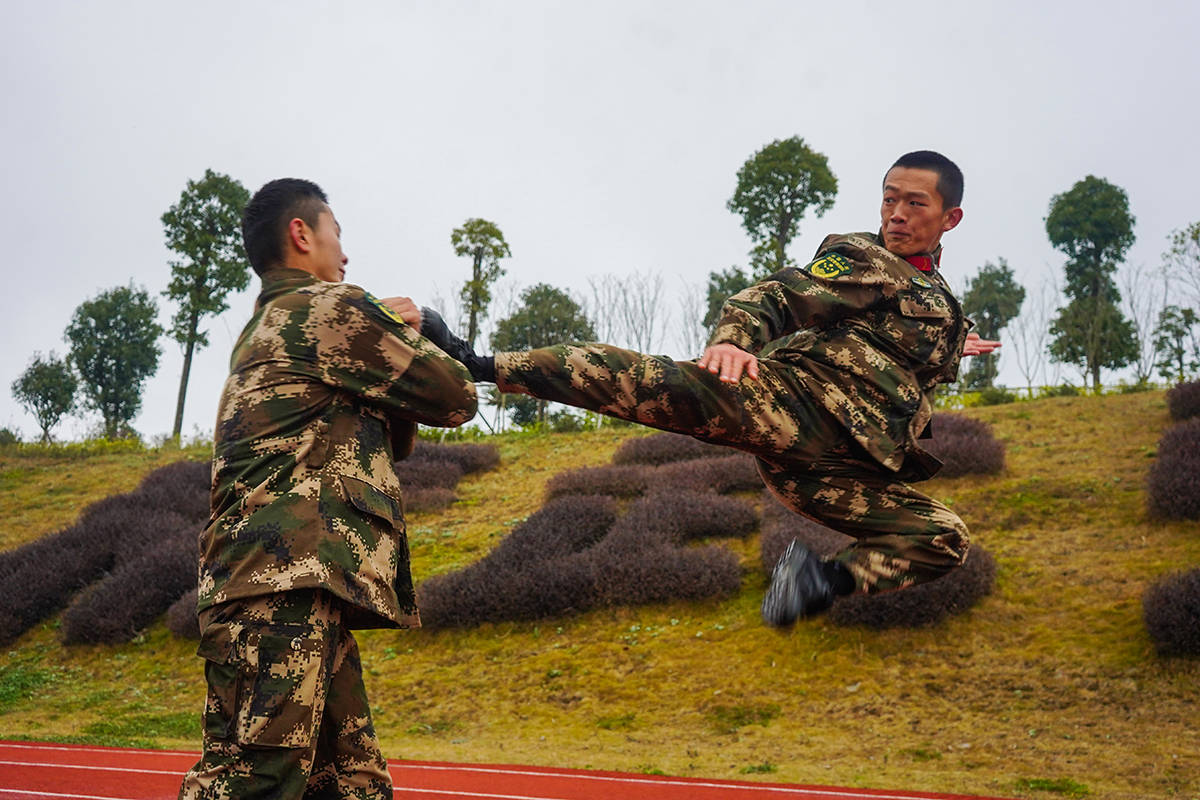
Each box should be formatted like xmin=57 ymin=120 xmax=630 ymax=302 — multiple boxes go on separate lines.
xmin=196 ymin=622 xmax=235 ymax=664
xmin=897 ymin=290 xmax=950 ymax=320
xmin=340 ymin=475 xmax=403 ymax=525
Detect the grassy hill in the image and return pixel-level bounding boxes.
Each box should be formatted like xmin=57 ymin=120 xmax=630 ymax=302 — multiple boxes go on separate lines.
xmin=1 ymin=391 xmax=1197 ymax=800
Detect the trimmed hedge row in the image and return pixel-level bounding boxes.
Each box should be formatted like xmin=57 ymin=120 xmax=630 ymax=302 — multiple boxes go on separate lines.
xmin=546 ymin=453 xmax=762 ymax=500
xmin=1146 ymin=418 xmax=1200 ymax=519
xmin=1 ymin=441 xmax=501 ymax=645
xmin=1143 ymin=568 xmax=1200 ymax=656
xmin=0 ymin=462 xmax=210 ymax=646
xmin=923 ymin=413 xmax=1006 ymax=478
xmin=417 ymin=490 xmax=751 ymax=628
xmin=612 ymin=433 xmax=725 ymax=466
xmin=1166 ymin=380 xmax=1200 ymax=422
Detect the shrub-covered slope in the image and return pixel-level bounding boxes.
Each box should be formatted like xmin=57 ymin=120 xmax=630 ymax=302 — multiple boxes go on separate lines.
xmin=1 ymin=393 xmax=1197 ymax=800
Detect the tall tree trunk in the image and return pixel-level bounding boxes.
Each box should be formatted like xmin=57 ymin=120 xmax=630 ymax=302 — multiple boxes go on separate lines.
xmin=467 ymin=249 xmax=483 ymax=346
xmin=172 ymin=313 xmax=199 ymax=439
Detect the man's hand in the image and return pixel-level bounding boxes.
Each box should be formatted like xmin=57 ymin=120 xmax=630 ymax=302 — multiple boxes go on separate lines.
xmin=698 ymin=343 xmax=759 ymax=383
xmin=962 ymin=331 xmax=1001 ymax=357
xmin=379 ymin=296 xmax=422 ymax=331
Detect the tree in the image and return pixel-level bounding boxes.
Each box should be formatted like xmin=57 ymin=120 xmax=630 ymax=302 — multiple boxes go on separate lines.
xmin=1008 ymin=277 xmax=1061 ymax=395
xmin=1153 ymin=305 xmax=1199 ymax=383
xmin=703 ymin=266 xmax=755 ymax=334
xmin=1120 ymin=262 xmax=1169 ymax=384
xmin=1044 ymin=175 xmax=1138 ymax=389
xmin=11 ymin=352 xmax=77 ymax=443
xmin=452 ymin=218 xmax=511 ymax=347
xmin=1164 ymin=221 xmax=1200 ymax=311
xmin=960 ymin=259 xmax=1026 ymax=389
xmin=727 ymin=136 xmax=837 ymax=273
xmin=161 ymin=169 xmax=251 ymax=439
xmin=1048 ymin=296 xmax=1138 ymax=388
xmin=491 ymin=283 xmax=595 ymax=426
xmin=65 ymin=284 xmax=163 ymax=439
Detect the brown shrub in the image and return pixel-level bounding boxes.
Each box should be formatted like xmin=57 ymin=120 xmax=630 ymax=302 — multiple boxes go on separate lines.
xmin=166 ymin=587 xmax=200 ymax=639
xmin=408 ymin=441 xmax=500 ymax=474
xmin=654 ymin=454 xmax=763 ymax=494
xmin=612 ymin=433 xmax=725 ymax=466
xmin=923 ymin=413 xmax=1006 ymax=477
xmin=1166 ymin=380 xmax=1200 ymax=422
xmin=544 ymin=464 xmax=650 ymax=499
xmin=1142 ymin=568 xmax=1200 ymax=656
xmin=1146 ymin=419 xmax=1200 ymax=519
xmin=403 ymin=487 xmax=458 ymax=513
xmin=395 ymin=460 xmax=464 ymax=490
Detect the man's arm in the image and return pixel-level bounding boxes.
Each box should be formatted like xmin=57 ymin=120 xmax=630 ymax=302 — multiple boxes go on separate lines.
xmin=312 ymin=289 xmax=478 ymax=428
xmin=703 ymin=249 xmax=882 ymax=383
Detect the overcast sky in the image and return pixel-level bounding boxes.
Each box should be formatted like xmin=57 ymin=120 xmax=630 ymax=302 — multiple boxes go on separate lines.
xmin=3 ymin=0 xmax=1198 ymax=440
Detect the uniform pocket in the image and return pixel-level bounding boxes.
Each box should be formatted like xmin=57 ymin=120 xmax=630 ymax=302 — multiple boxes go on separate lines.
xmin=340 ymin=474 xmax=403 ymax=526
xmin=196 ymin=623 xmax=237 ymax=741
xmin=897 ymin=290 xmax=951 ymax=320
xmin=234 ymin=629 xmax=324 ymax=749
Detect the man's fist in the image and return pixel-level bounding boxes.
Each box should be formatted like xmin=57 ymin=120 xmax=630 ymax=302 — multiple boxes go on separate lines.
xmin=379 ymin=296 xmax=422 ymax=331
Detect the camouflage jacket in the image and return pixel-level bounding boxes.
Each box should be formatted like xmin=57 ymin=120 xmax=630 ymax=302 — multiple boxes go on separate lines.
xmin=709 ymin=232 xmax=968 ymax=475
xmin=199 ymin=268 xmax=477 ymax=629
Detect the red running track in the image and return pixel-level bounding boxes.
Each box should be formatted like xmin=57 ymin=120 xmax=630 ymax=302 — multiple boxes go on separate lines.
xmin=0 ymin=740 xmax=1014 ymax=800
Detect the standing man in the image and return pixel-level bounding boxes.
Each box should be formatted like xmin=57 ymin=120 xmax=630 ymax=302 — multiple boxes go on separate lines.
xmin=423 ymin=151 xmax=998 ymax=628
xmin=179 ymin=179 xmax=477 ymax=799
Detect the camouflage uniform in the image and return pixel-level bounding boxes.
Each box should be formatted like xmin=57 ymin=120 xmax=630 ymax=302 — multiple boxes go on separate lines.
xmin=496 ymin=232 xmax=970 ymax=593
xmin=180 ymin=268 xmax=476 ymax=799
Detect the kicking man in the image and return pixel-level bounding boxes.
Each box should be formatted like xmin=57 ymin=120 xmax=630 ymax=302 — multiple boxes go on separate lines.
xmin=425 ymin=151 xmax=998 ymax=627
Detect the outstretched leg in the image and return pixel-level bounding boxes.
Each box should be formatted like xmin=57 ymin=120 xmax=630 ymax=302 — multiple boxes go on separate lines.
xmin=495 ymin=343 xmax=841 ymax=463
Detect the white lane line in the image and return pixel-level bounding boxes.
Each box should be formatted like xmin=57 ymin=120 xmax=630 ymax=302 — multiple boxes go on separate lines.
xmin=395 ymin=790 xmax=566 ymax=800
xmin=392 ymin=765 xmax=949 ymax=800
xmin=0 ymin=791 xmax=145 ymax=800
xmin=0 ymin=743 xmax=195 ymax=758
xmin=0 ymin=761 xmax=180 ymax=777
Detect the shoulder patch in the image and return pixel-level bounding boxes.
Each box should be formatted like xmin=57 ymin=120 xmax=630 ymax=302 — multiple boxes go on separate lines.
xmin=911 ymin=275 xmax=933 ymax=289
xmin=364 ymin=292 xmax=408 ymax=327
xmin=806 ymin=252 xmax=853 ymax=279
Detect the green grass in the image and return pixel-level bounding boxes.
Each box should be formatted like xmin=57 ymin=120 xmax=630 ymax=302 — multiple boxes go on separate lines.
xmin=1 ymin=394 xmax=1198 ymax=800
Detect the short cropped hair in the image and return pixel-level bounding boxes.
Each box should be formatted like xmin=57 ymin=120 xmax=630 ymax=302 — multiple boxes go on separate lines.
xmin=242 ymin=178 xmax=329 ymax=275
xmin=888 ymin=151 xmax=964 ymax=210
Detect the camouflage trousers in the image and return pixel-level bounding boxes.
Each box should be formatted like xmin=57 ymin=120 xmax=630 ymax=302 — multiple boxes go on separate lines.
xmin=178 ymin=589 xmax=392 ymax=800
xmin=496 ymin=343 xmax=968 ymax=594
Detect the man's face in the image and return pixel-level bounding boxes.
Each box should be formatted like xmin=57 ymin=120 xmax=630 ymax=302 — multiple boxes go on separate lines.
xmin=308 ymin=206 xmax=347 ymax=282
xmin=879 ymin=167 xmax=962 ymax=257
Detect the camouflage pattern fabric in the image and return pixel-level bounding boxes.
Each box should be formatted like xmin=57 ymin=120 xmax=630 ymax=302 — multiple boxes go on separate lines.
xmin=494 ymin=232 xmax=970 ymax=593
xmin=178 ymin=590 xmax=391 ymax=800
xmin=709 ymin=232 xmax=968 ymax=474
xmin=199 ymin=267 xmax=477 ymax=629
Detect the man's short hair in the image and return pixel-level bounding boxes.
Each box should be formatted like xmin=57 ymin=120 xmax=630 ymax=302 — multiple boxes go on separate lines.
xmin=242 ymin=178 xmax=329 ymax=275
xmin=888 ymin=151 xmax=964 ymax=210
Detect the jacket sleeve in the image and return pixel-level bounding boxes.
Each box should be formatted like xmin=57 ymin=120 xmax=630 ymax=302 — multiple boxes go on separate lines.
xmin=306 ymin=287 xmax=478 ymax=428
xmin=707 ymin=245 xmax=888 ymax=354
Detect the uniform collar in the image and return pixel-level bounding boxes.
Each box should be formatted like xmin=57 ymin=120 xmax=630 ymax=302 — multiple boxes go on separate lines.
xmin=872 ymin=230 xmax=942 ymax=272
xmin=257 ymin=267 xmax=320 ymax=307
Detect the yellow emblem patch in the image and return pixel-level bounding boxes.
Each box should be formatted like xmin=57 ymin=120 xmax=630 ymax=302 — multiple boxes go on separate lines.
xmin=365 ymin=293 xmax=408 ymax=326
xmin=807 ymin=253 xmax=853 ymax=279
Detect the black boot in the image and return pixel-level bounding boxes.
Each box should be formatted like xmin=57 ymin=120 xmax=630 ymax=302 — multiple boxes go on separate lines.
xmin=761 ymin=539 xmax=838 ymax=627
xmin=419 ymin=308 xmax=496 ymax=382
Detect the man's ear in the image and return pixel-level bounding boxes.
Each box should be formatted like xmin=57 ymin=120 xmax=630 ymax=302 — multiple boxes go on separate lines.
xmin=942 ymin=207 xmax=964 ymax=233
xmin=287 ymin=217 xmax=313 ymax=254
